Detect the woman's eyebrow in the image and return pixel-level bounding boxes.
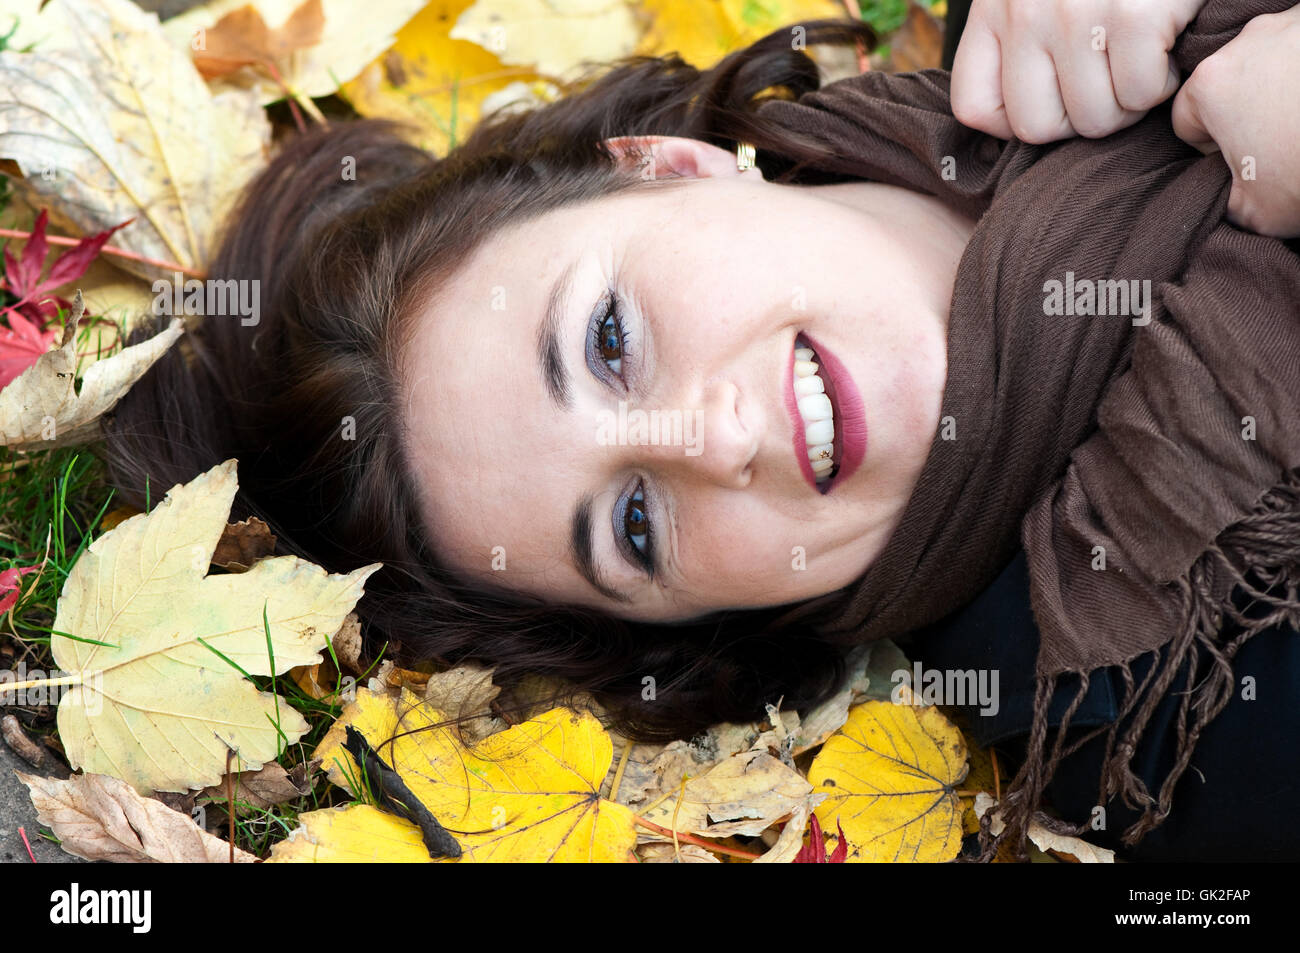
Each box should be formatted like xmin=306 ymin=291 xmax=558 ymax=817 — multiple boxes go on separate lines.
xmin=536 ymin=259 xmax=579 ymax=409
xmin=571 ymin=492 xmax=632 ymax=604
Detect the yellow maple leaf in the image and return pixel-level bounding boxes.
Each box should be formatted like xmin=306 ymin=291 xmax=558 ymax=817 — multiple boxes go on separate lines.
xmin=634 ymin=0 xmax=848 ymax=70
xmin=268 ymin=802 xmax=435 ymax=861
xmin=282 ymin=686 xmax=638 ymax=862
xmin=807 ymin=699 xmax=968 ymax=862
xmin=9 ymin=459 xmax=381 ymax=795
xmin=338 ymin=0 xmax=846 ymax=158
xmin=340 ymin=0 xmax=554 ymax=157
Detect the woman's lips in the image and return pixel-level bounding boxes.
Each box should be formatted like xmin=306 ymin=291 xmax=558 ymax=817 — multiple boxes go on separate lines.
xmin=784 ymin=332 xmax=867 ymax=494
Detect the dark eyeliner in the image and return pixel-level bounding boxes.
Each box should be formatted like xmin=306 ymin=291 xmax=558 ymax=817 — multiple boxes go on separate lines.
xmin=615 ymin=480 xmax=655 ymax=577
xmin=589 ymin=292 xmax=654 ymax=578
xmin=587 ymin=290 xmax=633 ymax=388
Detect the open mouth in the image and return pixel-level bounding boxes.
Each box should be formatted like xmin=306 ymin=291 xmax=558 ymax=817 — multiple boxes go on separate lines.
xmin=788 ymin=333 xmax=841 ymax=493
xmin=785 ymin=331 xmax=867 ymax=495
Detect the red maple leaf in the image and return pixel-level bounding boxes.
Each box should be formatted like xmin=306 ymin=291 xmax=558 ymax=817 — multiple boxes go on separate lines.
xmin=793 ymin=812 xmax=849 ymax=863
xmin=0 ymin=209 xmax=129 ymax=388
xmin=1 ymin=208 xmax=128 ymax=323
xmin=0 ymin=564 xmax=39 ymax=615
xmin=0 ymin=310 xmax=61 ymax=389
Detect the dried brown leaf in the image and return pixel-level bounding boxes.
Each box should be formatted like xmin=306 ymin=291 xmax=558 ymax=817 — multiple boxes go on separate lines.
xmin=193 ymin=0 xmax=325 ymax=79
xmin=19 ymin=771 xmax=257 ymax=862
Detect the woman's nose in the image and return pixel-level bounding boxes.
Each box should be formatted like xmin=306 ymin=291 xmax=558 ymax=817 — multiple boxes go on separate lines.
xmin=622 ymin=376 xmax=757 ymax=488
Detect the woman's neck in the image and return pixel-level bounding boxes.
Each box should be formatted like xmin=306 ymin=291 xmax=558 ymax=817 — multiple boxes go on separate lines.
xmin=810 ymin=179 xmax=978 ymax=331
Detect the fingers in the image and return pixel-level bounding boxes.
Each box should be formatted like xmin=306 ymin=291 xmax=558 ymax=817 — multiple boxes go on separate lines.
xmin=951 ymin=0 xmax=1198 ymax=144
xmin=1106 ymin=31 xmax=1181 ymax=112
xmin=1053 ymin=23 xmax=1141 ymax=138
xmin=1170 ymin=79 xmax=1219 ymax=155
xmin=1001 ymin=44 xmax=1072 ymax=142
xmin=951 ymin=13 xmax=1013 ymax=138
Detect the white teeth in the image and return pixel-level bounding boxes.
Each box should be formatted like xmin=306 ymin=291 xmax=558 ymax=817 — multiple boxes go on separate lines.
xmin=794 ymin=341 xmax=836 ymax=483
xmin=793 ymin=375 xmax=824 ymax=397
xmin=797 ymin=393 xmax=832 ymax=421
xmin=804 ymin=418 xmax=834 ymax=446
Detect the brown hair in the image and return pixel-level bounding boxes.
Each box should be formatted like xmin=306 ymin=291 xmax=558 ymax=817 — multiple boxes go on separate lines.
xmin=103 ymin=18 xmax=877 ymax=743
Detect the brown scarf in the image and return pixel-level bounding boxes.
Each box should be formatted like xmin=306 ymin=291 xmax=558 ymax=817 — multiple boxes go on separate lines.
xmin=756 ymin=0 xmax=1300 ymax=860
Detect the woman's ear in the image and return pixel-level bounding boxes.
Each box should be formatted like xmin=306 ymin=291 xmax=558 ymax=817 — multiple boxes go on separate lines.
xmin=603 ymin=135 xmax=748 ymax=179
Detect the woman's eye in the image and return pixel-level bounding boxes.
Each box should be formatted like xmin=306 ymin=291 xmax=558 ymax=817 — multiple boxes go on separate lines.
xmin=595 ymin=300 xmax=623 ymax=376
xmin=622 ymin=485 xmax=652 ymax=570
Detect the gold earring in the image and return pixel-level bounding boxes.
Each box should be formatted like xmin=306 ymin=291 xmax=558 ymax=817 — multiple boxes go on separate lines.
xmin=736 ymin=141 xmax=756 ymax=172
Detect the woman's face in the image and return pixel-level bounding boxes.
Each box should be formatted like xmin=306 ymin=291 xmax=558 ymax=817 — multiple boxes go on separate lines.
xmin=403 ymin=135 xmax=968 ymax=623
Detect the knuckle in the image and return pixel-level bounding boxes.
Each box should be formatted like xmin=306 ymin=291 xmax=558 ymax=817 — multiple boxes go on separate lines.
xmin=1009 ymin=115 xmax=1060 ymax=144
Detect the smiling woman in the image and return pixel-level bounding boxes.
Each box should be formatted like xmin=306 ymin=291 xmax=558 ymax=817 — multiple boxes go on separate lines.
xmin=100 ymin=4 xmax=1300 ymax=864
xmin=400 ymin=137 xmax=971 ymax=621
xmin=102 ymin=17 xmax=907 ymax=755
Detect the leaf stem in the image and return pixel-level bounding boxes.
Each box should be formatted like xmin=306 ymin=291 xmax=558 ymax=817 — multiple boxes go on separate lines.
xmin=0 ymin=673 xmax=82 ymax=693
xmin=0 ymin=228 xmax=202 ymax=278
xmin=629 ymin=816 xmax=762 ymax=860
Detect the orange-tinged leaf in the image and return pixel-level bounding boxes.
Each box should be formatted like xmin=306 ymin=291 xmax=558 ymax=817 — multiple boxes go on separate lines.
xmin=192 ymin=0 xmax=325 ymax=79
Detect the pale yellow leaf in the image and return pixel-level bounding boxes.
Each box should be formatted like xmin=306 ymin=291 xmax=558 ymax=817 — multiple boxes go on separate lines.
xmin=450 ymin=0 xmax=641 ymax=82
xmin=0 ymin=0 xmax=271 ymax=279
xmin=0 ymin=309 xmax=183 ymax=449
xmin=48 ymin=459 xmax=381 ymax=794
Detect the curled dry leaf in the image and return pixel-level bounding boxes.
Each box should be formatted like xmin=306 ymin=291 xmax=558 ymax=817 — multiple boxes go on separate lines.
xmin=19 ymin=771 xmax=257 ymax=862
xmin=636 ymin=747 xmax=820 ymax=843
xmin=165 ymin=0 xmax=426 ymax=104
xmin=974 ymin=792 xmax=1116 ymax=863
xmin=47 ymin=459 xmax=380 ymax=794
xmin=212 ymin=516 xmax=278 ymax=571
xmin=200 ymin=760 xmax=316 ymax=816
xmin=421 ymin=661 xmax=504 ymax=745
xmin=0 ymin=0 xmax=271 ymax=279
xmin=605 ymin=707 xmax=801 ymax=810
xmin=192 ymin=0 xmax=325 ymax=80
xmin=330 ymin=613 xmax=363 ymax=674
xmin=636 ymin=843 xmax=721 ymax=863
xmin=0 ymin=296 xmax=184 ymax=450
xmin=1 ymin=713 xmax=49 ymax=769
xmin=754 ymin=800 xmax=812 ymax=864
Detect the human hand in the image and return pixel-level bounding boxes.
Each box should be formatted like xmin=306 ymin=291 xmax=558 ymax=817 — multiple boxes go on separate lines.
xmin=951 ymin=0 xmax=1207 ymax=143
xmin=1172 ymin=6 xmax=1300 ymax=239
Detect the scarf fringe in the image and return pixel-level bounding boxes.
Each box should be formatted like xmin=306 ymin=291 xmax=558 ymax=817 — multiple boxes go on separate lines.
xmin=974 ymin=468 xmax=1300 ymax=862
